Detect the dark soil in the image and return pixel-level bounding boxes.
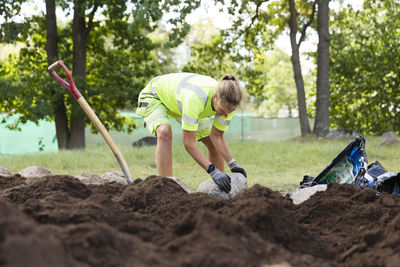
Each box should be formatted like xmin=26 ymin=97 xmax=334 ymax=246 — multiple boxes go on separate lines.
xmin=0 ymin=174 xmax=399 ymax=266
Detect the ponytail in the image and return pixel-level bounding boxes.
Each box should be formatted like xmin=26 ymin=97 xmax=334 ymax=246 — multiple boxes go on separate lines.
xmin=221 ymin=74 xmax=236 ymax=81
xmin=215 ymin=74 xmax=243 ymax=106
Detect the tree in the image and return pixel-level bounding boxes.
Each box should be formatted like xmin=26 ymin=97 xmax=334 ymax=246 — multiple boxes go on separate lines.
xmin=313 ymin=0 xmax=330 ymax=136
xmin=182 ymin=21 xmax=301 ymax=118
xmin=45 ymin=0 xmax=70 ymax=149
xmin=0 ymin=0 xmax=201 ymax=149
xmin=288 ymin=0 xmax=314 ymax=135
xmin=212 ymin=0 xmax=330 ymax=136
xmin=329 ymin=0 xmax=400 ymax=135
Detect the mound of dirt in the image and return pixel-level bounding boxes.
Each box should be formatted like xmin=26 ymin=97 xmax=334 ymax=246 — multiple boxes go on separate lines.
xmin=0 ymin=174 xmax=400 ymax=266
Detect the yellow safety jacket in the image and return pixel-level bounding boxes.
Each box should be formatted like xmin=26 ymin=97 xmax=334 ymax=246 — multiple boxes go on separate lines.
xmin=150 ymin=73 xmax=234 ymax=132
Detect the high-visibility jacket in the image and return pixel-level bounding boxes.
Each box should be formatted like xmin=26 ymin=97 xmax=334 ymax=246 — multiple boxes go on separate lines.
xmin=150 ymin=73 xmax=234 ymax=132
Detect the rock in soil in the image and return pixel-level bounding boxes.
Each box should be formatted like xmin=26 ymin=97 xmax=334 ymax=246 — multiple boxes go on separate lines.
xmin=75 ymin=171 xmax=103 ymax=185
xmin=18 ymin=166 xmax=53 ymax=184
xmin=101 ymin=171 xmax=128 ymax=184
xmin=19 ymin=166 xmax=53 ymax=178
xmin=0 ymin=166 xmax=12 ymax=176
xmin=290 ymin=184 xmax=328 ymax=205
xmin=197 ymin=172 xmax=247 ymax=199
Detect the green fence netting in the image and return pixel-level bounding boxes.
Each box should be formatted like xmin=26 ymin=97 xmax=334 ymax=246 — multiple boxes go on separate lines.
xmin=1 ymin=112 xmax=306 ymax=155
xmin=0 ymin=114 xmax=58 ymax=155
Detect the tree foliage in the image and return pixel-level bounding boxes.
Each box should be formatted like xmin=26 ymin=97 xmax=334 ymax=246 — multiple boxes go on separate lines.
xmin=181 ymin=20 xmax=266 ymax=110
xmin=0 ymin=0 xmax=26 ymax=42
xmin=329 ymin=0 xmax=400 ymax=135
xmin=0 ymin=0 xmax=200 ymax=148
xmin=185 ymin=1 xmax=319 ymax=118
xmin=209 ymin=0 xmax=318 ymax=134
xmin=254 ymin=48 xmax=298 ymax=117
xmin=0 ymin=14 xmax=145 ymax=132
xmin=182 ymin=34 xmax=237 ymax=79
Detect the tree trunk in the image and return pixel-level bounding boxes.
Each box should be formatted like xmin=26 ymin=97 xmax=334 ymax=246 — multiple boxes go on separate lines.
xmin=287 ymin=102 xmax=293 ymax=118
xmin=288 ymin=0 xmax=312 ymax=136
xmin=45 ymin=0 xmax=70 ymax=149
xmin=53 ymin=105 xmax=70 ymax=149
xmin=70 ymin=115 xmax=86 ymax=148
xmin=314 ymin=0 xmax=330 ymax=137
xmin=70 ymin=0 xmax=88 ymax=149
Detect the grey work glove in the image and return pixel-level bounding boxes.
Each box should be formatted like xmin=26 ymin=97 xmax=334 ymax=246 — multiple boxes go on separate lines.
xmin=210 ymin=169 xmax=231 ymax=193
xmin=229 ymin=160 xmax=247 ymax=178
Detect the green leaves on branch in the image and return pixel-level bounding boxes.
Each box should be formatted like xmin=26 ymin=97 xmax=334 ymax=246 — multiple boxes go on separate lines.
xmin=330 ymin=0 xmax=400 ymax=135
xmin=0 ymin=22 xmax=27 ymax=43
xmin=0 ymin=0 xmax=24 ymax=20
xmin=0 ymin=0 xmax=203 ymax=136
xmin=182 ymin=34 xmax=236 ymax=79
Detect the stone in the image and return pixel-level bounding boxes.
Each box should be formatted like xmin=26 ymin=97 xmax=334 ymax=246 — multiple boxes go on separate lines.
xmin=19 ymin=166 xmax=53 ymax=179
xmin=132 ymin=136 xmax=157 ymax=147
xmin=75 ymin=172 xmax=103 ymax=185
xmin=196 ymin=173 xmax=247 ymax=199
xmin=380 ymin=131 xmax=399 ymax=146
xmin=101 ymin=171 xmax=128 ymax=185
xmin=290 ymin=184 xmax=328 ymax=205
xmin=166 ymin=176 xmax=192 ymax=193
xmin=382 ymin=131 xmax=397 ymax=138
xmin=0 ymin=166 xmax=12 ymax=176
xmin=18 ymin=166 xmax=53 ymax=184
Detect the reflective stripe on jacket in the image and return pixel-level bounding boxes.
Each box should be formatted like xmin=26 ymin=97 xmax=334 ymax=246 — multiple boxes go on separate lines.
xmin=151 ymin=73 xmax=234 ymax=132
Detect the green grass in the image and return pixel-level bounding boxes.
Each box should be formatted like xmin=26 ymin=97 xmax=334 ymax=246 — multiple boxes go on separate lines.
xmin=1 ymin=136 xmax=398 ymax=192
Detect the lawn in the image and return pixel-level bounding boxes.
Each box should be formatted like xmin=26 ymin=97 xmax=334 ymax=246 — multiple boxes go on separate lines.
xmin=0 ymin=136 xmax=398 ymax=193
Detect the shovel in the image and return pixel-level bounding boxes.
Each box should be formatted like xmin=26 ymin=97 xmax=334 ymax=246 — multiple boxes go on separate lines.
xmin=48 ymin=60 xmax=133 ymax=184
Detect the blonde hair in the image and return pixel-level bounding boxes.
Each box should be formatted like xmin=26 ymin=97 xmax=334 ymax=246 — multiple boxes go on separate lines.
xmin=214 ymin=74 xmax=242 ymax=106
